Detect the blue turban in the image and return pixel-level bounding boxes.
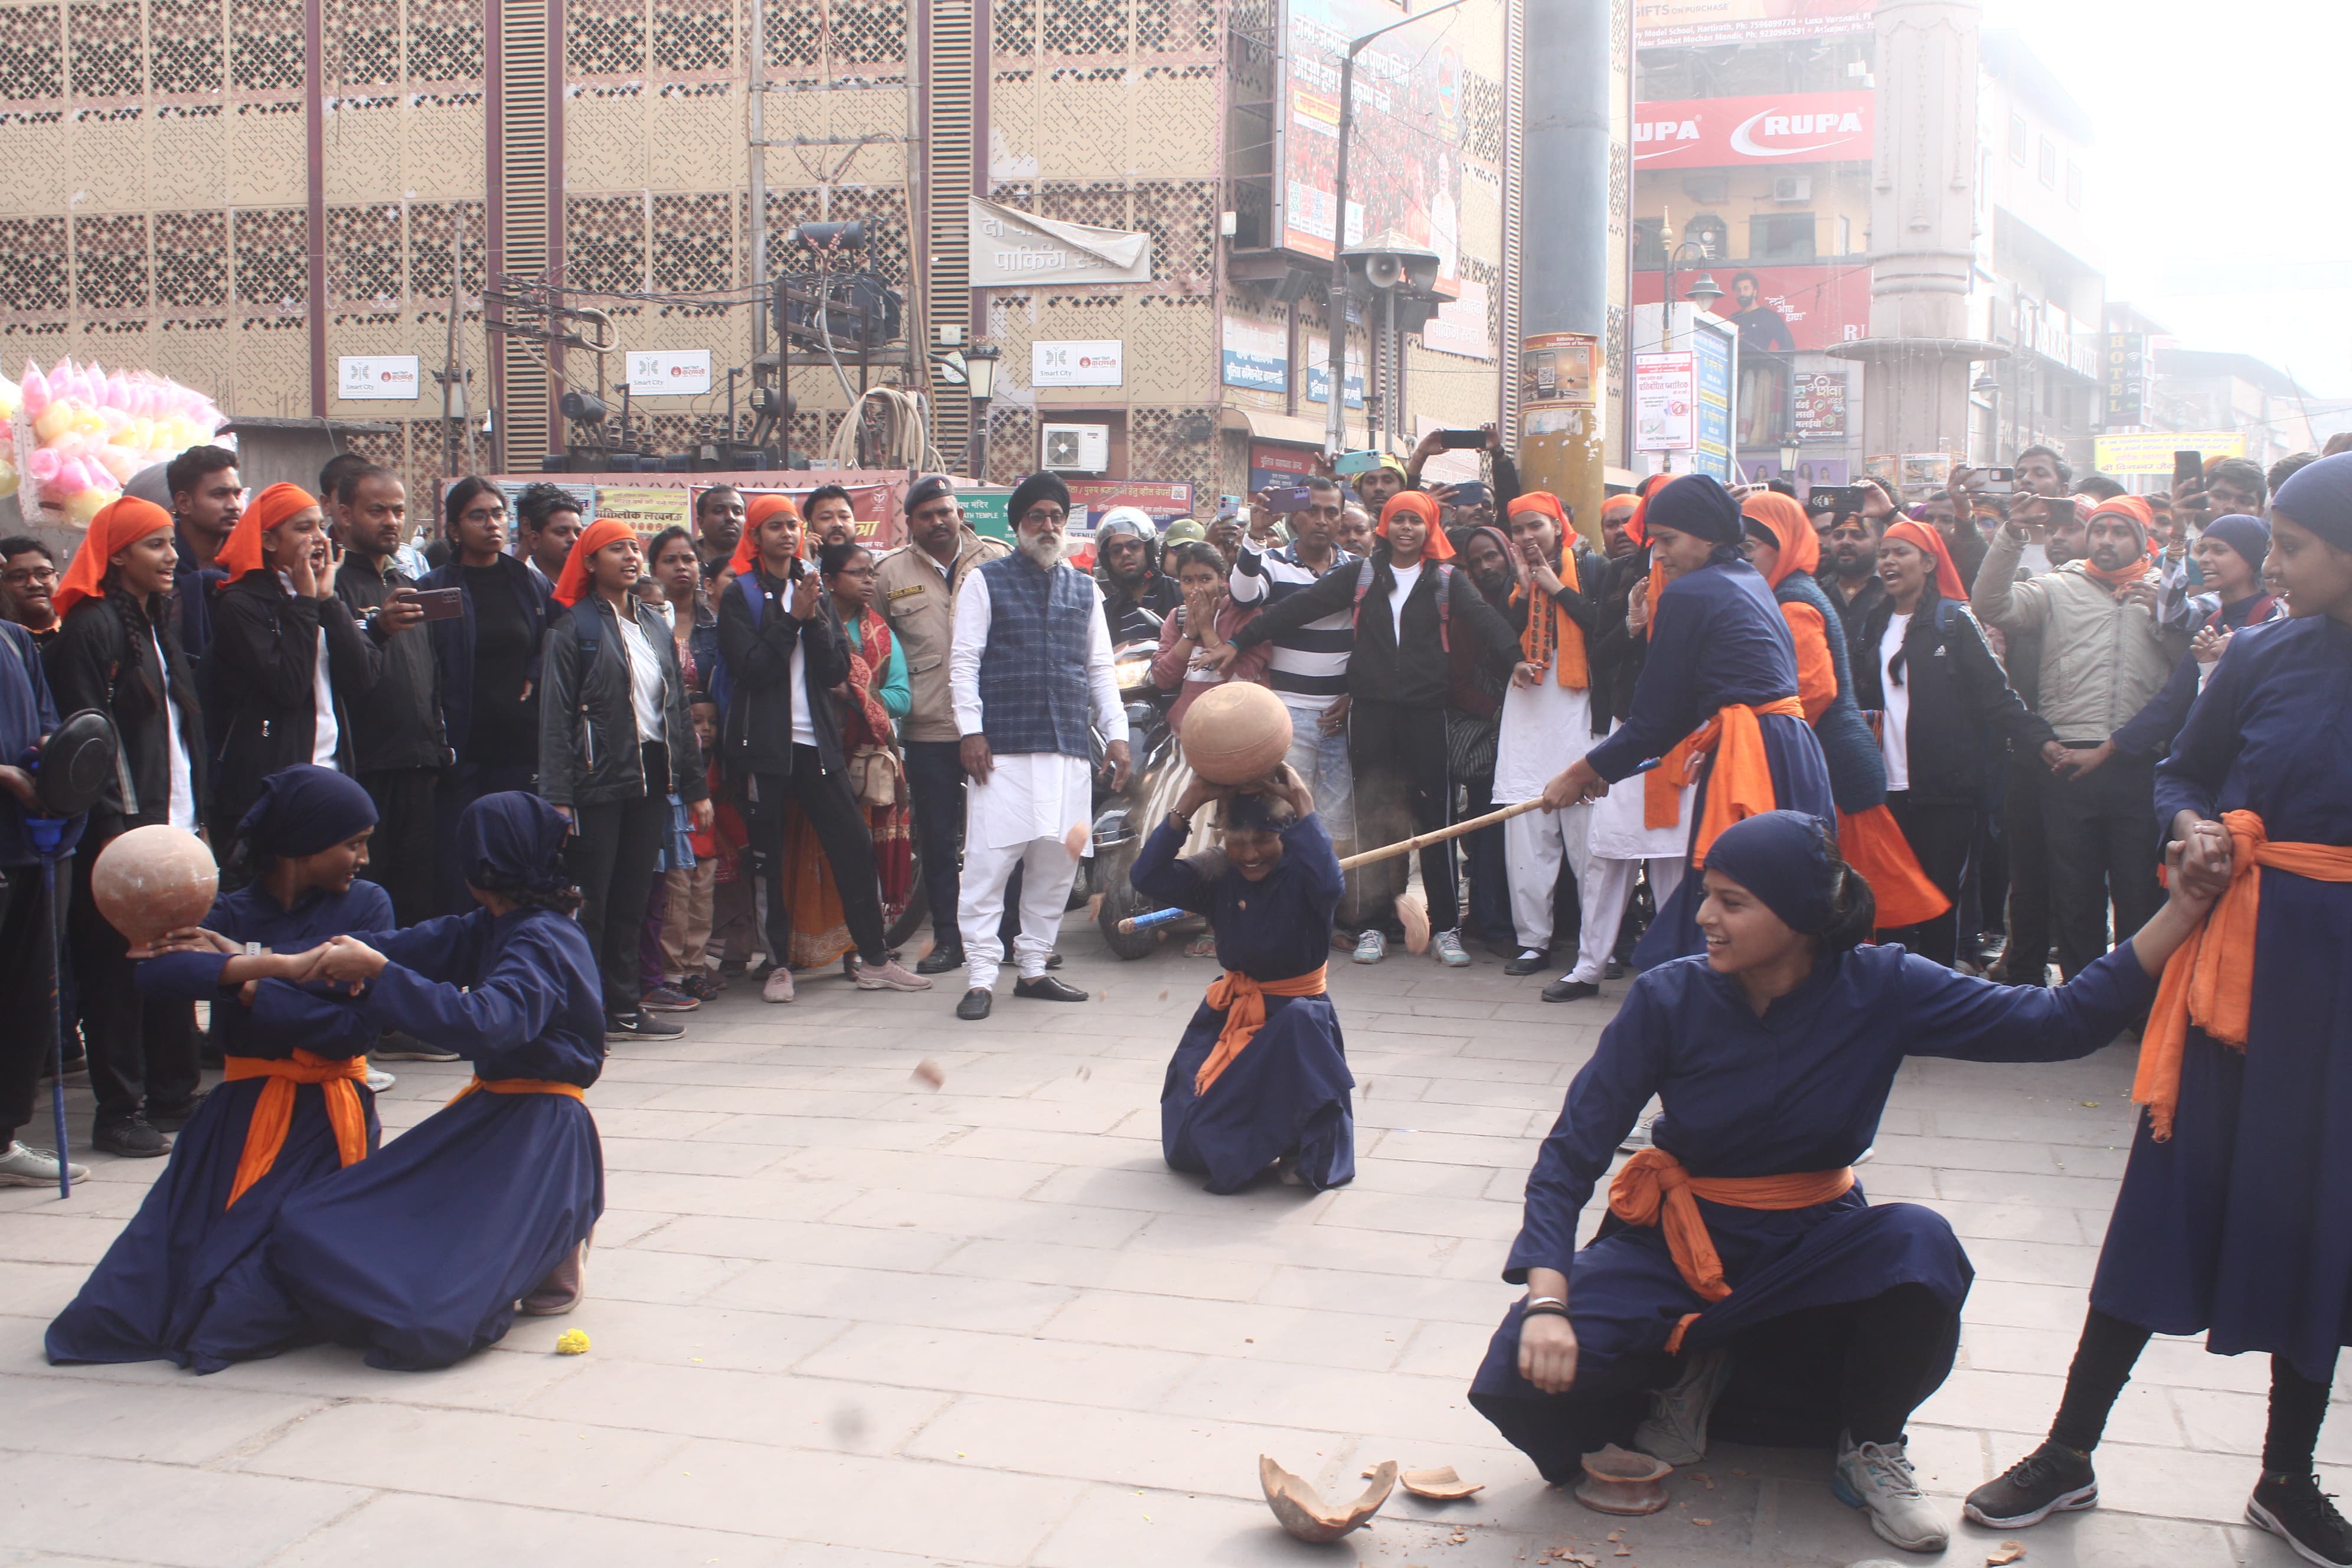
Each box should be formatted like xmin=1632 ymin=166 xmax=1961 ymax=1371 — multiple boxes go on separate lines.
xmin=456 ymin=792 xmax=573 ymax=895
xmin=2272 ymin=453 xmax=2352 ymax=554
xmin=2200 ymin=513 xmax=2269 ymax=573
xmin=1642 ymin=473 xmax=1745 ymax=547
xmin=236 ymin=765 xmax=378 ymax=858
xmin=1701 ymin=809 xmax=1840 ymax=936
xmin=1007 ymin=472 xmax=1072 ymax=529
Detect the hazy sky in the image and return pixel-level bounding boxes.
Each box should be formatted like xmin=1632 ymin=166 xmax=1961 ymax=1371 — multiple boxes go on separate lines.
xmin=1984 ymin=0 xmax=2352 ymax=403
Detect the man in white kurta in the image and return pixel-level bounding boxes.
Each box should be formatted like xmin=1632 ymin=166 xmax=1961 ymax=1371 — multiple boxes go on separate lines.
xmin=948 ymin=477 xmax=1131 ymax=1017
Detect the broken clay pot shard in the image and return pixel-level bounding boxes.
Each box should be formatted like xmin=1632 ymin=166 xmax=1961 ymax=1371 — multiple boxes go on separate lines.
xmin=1573 ymin=1444 xmax=1672 ymax=1517
xmin=1398 ymin=1465 xmax=1485 ymax=1500
xmin=1259 ymin=1455 xmax=1397 ymax=1542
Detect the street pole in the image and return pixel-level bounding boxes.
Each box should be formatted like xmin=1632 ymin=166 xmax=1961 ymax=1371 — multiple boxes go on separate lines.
xmin=749 ymin=0 xmax=769 ymax=394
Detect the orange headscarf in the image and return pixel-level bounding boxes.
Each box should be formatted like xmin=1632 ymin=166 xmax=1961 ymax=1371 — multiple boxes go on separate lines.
xmin=1506 ymin=491 xmax=1587 ymax=688
xmin=1883 ymin=518 xmax=1966 ymax=600
xmin=213 ymin=482 xmax=318 ymax=582
xmin=551 ymin=517 xmax=640 ymax=608
xmin=1737 ymin=491 xmax=1819 ymax=589
xmin=729 ymin=493 xmax=803 ymax=579
xmin=2081 ymin=495 xmax=2156 ymax=588
xmin=55 ymin=496 xmax=174 ymax=618
xmin=1377 ymin=490 xmax=1454 ymax=560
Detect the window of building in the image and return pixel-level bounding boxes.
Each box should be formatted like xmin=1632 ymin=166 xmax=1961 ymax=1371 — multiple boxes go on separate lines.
xmin=1632 ymin=218 xmax=1665 ymax=268
xmin=2066 ymin=161 xmax=2084 ymax=208
xmin=1747 ymin=213 xmax=1817 ymax=264
xmin=2010 ymin=111 xmax=2027 ymax=164
xmin=1836 ymin=214 xmax=1851 ymax=256
xmin=2039 ymin=135 xmax=2059 ymax=188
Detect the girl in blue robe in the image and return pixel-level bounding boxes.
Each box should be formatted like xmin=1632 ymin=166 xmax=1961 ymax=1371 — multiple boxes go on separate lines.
xmin=47 ymin=766 xmax=390 ymax=1372
xmin=1470 ymin=811 xmax=2220 ymax=1556
xmin=241 ymin=792 xmax=607 ymax=1371
xmin=1541 ymin=475 xmax=1835 ymax=967
xmin=1969 ymin=456 xmax=2352 ymax=1568
xmin=1132 ymin=765 xmax=1354 ymax=1193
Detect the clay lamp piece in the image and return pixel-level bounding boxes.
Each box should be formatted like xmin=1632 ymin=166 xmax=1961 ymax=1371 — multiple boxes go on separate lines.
xmin=1398 ymin=1465 xmax=1485 ymax=1501
xmin=90 ymin=824 xmax=219 ymax=947
xmin=1573 ymin=1444 xmax=1671 ymax=1516
xmin=1260 ymin=1455 xmax=1397 ymax=1542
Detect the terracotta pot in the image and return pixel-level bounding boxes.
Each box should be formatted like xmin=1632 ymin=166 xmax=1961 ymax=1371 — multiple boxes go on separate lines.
xmin=1573 ymin=1444 xmax=1671 ymax=1516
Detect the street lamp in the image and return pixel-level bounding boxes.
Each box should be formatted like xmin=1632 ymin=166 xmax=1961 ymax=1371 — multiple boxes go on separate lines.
xmin=1779 ymin=439 xmax=1800 ymax=486
xmin=965 ymin=340 xmax=1001 ymax=480
xmin=1972 ymin=368 xmax=2000 ymax=466
xmin=1657 ymin=221 xmax=1721 ymax=352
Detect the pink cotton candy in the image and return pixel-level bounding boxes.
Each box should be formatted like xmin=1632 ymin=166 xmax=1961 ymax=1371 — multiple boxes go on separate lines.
xmin=20 ymin=366 xmax=48 ymax=417
xmin=27 ymin=449 xmax=58 ymax=482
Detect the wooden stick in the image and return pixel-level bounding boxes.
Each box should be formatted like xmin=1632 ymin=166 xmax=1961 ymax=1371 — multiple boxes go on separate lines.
xmin=1335 ymin=797 xmax=1549 ymax=871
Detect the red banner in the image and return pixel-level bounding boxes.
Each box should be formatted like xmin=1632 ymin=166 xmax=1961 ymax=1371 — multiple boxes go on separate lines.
xmin=1634 ymin=90 xmax=1873 ymax=169
xmin=1633 ymin=262 xmax=1872 ymax=354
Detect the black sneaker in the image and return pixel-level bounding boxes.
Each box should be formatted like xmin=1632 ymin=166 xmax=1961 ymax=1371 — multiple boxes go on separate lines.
xmin=1542 ymin=978 xmax=1600 ymax=1003
xmin=1504 ymin=949 xmax=1548 ymax=976
xmin=916 ymin=944 xmax=965 ymax=976
xmin=606 ymin=1010 xmax=684 ymax=1041
xmin=2250 ymin=1472 xmax=2352 ymax=1567
xmin=146 ymin=1092 xmax=209 ymax=1132
xmin=92 ymin=1115 xmax=170 ymax=1158
xmin=1964 ymin=1439 xmax=2098 ymax=1529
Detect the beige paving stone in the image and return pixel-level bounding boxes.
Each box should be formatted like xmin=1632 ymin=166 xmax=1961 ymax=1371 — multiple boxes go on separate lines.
xmin=0 ymin=1451 xmax=368 ymax=1567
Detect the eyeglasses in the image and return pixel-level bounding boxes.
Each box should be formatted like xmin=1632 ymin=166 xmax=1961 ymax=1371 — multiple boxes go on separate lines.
xmin=831 ymin=565 xmax=876 ymax=579
xmin=2 ymin=565 xmax=57 ymax=586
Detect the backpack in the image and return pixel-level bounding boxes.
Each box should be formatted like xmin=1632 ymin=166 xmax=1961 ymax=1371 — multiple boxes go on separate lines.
xmin=1349 ymin=557 xmax=1452 ymax=652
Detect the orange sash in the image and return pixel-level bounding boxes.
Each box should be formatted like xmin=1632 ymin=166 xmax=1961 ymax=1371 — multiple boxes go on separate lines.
xmin=2134 ymin=809 xmax=2352 ymax=1140
xmin=447 ymin=1077 xmax=590 ymax=1106
xmin=1196 ymin=965 xmax=1328 ymax=1095
xmin=1514 ymin=550 xmax=1590 ymax=690
xmin=223 ymin=1051 xmax=371 ymax=1209
xmin=1644 ymin=696 xmax=1806 ymax=854
xmin=1837 ymin=804 xmax=1953 ymax=930
xmin=1609 ymin=1146 xmax=1856 ymax=1353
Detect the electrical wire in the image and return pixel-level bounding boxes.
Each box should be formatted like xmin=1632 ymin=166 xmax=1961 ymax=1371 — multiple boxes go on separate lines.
xmin=827 ymin=386 xmax=945 ymax=472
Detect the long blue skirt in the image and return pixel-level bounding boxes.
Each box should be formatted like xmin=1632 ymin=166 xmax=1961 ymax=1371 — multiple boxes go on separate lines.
xmin=1161 ymin=994 xmax=1355 ymax=1194
xmin=256 ymin=1092 xmax=602 ymax=1371
xmin=1635 ymin=712 xmax=1837 ymax=968
xmin=1469 ymin=1190 xmax=1971 ymax=1476
xmin=45 ymin=1079 xmax=380 ymax=1373
xmin=2090 ymin=871 xmax=2352 ymax=1384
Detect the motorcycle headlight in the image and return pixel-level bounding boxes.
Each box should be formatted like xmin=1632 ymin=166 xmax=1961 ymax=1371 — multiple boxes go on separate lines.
xmin=1113 ymin=653 xmax=1155 ymax=689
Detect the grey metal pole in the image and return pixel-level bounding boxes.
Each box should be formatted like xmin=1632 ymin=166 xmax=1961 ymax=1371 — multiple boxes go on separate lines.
xmin=750 ymin=0 xmax=769 ymax=371
xmin=1516 ymin=0 xmax=1611 ymax=534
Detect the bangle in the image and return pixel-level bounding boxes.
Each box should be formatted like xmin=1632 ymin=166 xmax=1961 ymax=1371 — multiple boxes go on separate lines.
xmin=1521 ymin=1299 xmax=1569 ymax=1322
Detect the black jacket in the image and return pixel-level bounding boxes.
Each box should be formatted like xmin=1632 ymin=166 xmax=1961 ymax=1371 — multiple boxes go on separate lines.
xmin=417 ymin=553 xmax=552 ymax=764
xmin=1817 ymin=566 xmax=1887 ymax=645
xmin=335 ymin=554 xmax=453 ymax=773
xmin=1850 ymin=590 xmax=2054 ymax=808
xmin=715 ymin=566 xmax=851 ymax=778
xmin=1590 ymin=551 xmax=1650 ymax=733
xmin=538 ymin=595 xmax=708 ymax=808
xmin=1506 ymin=543 xmax=1614 ymax=736
xmin=1230 ymin=546 xmax=1520 ymax=710
xmin=44 ymin=586 xmax=210 ymax=839
xmin=206 ymin=571 xmax=374 ymax=830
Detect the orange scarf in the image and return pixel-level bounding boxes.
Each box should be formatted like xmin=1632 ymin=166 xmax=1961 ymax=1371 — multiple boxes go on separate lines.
xmin=1609 ymin=1146 xmax=1856 ymax=1352
xmin=729 ymin=494 xmax=803 ymax=578
xmin=1507 ymin=492 xmax=1589 ymax=689
xmin=2134 ymin=810 xmax=2352 ymax=1141
xmin=214 ymin=482 xmax=317 ymax=582
xmin=223 ymin=1050 xmax=371 ymax=1208
xmin=2079 ymin=496 xmax=2155 ymax=588
xmin=551 ymin=517 xmax=639 ymax=608
xmin=1644 ymin=696 xmax=1804 ymax=853
xmin=1195 ymin=965 xmax=1328 ymax=1095
xmin=1738 ymin=492 xmax=1818 ymax=589
xmin=447 ymin=1076 xmax=589 ymax=1106
xmin=1836 ymin=803 xmax=1952 ymax=929
xmin=54 ymin=496 xmax=172 ymax=618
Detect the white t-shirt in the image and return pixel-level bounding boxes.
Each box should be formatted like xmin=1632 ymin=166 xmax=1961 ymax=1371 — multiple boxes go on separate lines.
xmin=1877 ymin=612 xmax=1913 ymax=792
xmin=1387 ymin=560 xmax=1423 ymax=639
xmin=281 ymin=573 xmax=341 ymax=766
xmin=614 ymin=609 xmax=669 ymax=747
xmin=154 ymin=630 xmax=197 ymax=832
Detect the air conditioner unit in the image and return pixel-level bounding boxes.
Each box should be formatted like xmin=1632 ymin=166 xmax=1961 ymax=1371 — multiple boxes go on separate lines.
xmin=1041 ymin=423 xmax=1110 ymax=472
xmin=1772 ymin=175 xmax=1814 ymax=204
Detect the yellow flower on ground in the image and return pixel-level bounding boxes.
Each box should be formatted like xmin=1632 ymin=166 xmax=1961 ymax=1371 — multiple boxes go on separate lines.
xmin=555 ymin=1329 xmax=590 ymax=1355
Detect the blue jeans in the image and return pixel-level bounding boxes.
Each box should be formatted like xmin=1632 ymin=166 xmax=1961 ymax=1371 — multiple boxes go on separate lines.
xmin=1282 ymin=703 xmax=1354 ymax=843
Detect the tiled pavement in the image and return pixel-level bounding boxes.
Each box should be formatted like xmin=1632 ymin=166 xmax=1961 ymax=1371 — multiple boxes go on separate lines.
xmin=0 ymin=927 xmax=2337 ymax=1568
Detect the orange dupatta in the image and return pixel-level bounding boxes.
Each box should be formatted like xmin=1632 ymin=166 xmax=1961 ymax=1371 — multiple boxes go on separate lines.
xmin=447 ymin=1077 xmax=589 ymax=1105
xmin=1642 ymin=697 xmax=1805 ymax=857
xmin=1609 ymin=1146 xmax=1856 ymax=1352
xmin=223 ymin=1050 xmax=371 ymax=1208
xmin=1507 ymin=492 xmax=1589 ymax=689
xmin=1195 ymin=965 xmax=1328 ymax=1095
xmin=2133 ymin=810 xmax=2352 ymax=1140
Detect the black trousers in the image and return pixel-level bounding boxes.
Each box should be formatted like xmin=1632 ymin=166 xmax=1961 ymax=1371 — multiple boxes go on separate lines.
xmin=750 ymin=749 xmax=888 ymax=967
xmin=438 ymin=757 xmax=537 ymax=913
xmin=2051 ymin=1306 xmax=2335 ymax=1475
xmin=1997 ymin=753 xmax=2054 ymax=984
xmin=0 ymin=854 xmax=66 ymax=1144
xmin=357 ymin=767 xmax=439 ymax=927
xmin=903 ymin=739 xmax=968 ymax=949
xmin=571 ymin=745 xmax=669 ymax=1017
xmin=1348 ymin=700 xmax=1456 ymax=934
xmin=70 ymin=835 xmax=197 ymax=1124
xmin=2043 ymin=749 xmax=2161 ymax=981
xmin=1882 ymin=792 xmax=1978 ymax=969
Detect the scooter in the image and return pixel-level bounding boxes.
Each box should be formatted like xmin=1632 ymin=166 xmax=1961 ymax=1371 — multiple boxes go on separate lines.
xmin=1090 ymin=673 xmax=1205 ymax=960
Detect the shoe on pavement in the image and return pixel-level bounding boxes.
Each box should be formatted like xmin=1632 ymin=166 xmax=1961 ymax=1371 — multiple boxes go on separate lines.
xmin=1433 ymin=930 xmax=1471 ymax=968
xmin=1014 ymin=974 xmax=1089 ymax=1003
xmin=92 ymin=1116 xmax=169 ymax=1158
xmin=1504 ymin=948 xmax=1547 ymax=976
xmin=916 ymin=943 xmax=966 ymax=976
xmin=1184 ymin=932 xmax=1219 ymax=959
xmin=520 ymin=1236 xmax=590 ymax=1316
xmin=641 ymin=985 xmax=701 ymax=1012
xmin=1605 ymin=958 xmax=1625 ymax=979
xmin=373 ymin=1031 xmax=459 ymax=1062
xmin=956 ymin=988 xmax=993 ymax=1021
xmin=364 ymin=1068 xmax=397 ymax=1093
xmin=0 ymin=1141 xmax=88 ymax=1187
xmin=1634 ymin=1346 xmax=1734 ymax=1466
xmin=1832 ymin=1431 xmax=1949 ymax=1553
xmin=1352 ymin=929 xmax=1388 ymax=965
xmin=762 ymin=967 xmax=796 ymax=1004
xmin=1543 ymin=977 xmax=1600 ymax=1003
xmin=606 ymin=1010 xmax=684 ymax=1041
xmin=146 ymin=1092 xmax=208 ymax=1132
xmin=852 ymin=957 xmax=934 ymax=992
xmin=1964 ymin=1439 xmax=2098 ymax=1529
xmin=2249 ymin=1472 xmax=2352 ymax=1567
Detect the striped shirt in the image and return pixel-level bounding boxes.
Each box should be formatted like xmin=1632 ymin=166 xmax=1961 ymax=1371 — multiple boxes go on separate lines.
xmin=1229 ymin=540 xmax=1358 ymax=704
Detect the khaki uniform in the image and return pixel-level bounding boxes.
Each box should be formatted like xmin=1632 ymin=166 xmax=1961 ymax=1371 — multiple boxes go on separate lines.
xmin=873 ymin=526 xmax=1010 ymax=743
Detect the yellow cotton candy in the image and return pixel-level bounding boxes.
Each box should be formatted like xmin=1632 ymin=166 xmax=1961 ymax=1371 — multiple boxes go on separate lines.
xmin=554 ymin=1329 xmax=590 ymax=1355
xmin=32 ymin=404 xmax=73 ymax=442
xmin=63 ymin=486 xmax=110 ymax=525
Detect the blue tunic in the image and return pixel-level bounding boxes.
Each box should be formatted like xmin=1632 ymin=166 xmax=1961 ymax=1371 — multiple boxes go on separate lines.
xmin=1584 ymin=559 xmax=1837 ymax=966
xmin=1469 ymin=941 xmax=2157 ymax=1471
xmin=2098 ymin=616 xmax=2352 ymax=1383
xmin=46 ymin=881 xmax=393 ymax=1372
xmin=1132 ymin=812 xmax=1356 ymax=1193
xmin=236 ymin=906 xmax=607 ymax=1371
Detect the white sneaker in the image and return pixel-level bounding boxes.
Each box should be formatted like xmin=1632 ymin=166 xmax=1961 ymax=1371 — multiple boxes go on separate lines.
xmin=1633 ymin=1346 xmax=1733 ymax=1466
xmin=1833 ymin=1430 xmax=1949 ymax=1553
xmin=0 ymin=1141 xmax=89 ymax=1187
xmin=1351 ymin=929 xmax=1387 ymax=965
xmin=1433 ymin=930 xmax=1471 ymax=968
xmin=364 ymin=1068 xmax=396 ymax=1093
xmin=1618 ymin=1112 xmax=1662 ymax=1153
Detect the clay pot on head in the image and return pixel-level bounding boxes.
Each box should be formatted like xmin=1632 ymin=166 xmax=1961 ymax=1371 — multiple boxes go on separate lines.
xmin=1182 ymin=681 xmax=1294 ymax=786
xmin=90 ymin=825 xmax=218 ymax=948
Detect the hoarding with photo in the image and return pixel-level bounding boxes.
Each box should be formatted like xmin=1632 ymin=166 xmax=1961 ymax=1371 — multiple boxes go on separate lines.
xmin=1633 ymin=90 xmax=1873 ymax=169
xmin=1633 ymin=262 xmax=1870 ymax=354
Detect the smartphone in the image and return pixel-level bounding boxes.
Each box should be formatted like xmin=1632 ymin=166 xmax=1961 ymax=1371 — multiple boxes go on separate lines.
xmin=406 ymin=587 xmax=464 ymax=622
xmin=1262 ymin=485 xmax=1315 ymax=512
xmin=1437 ymin=428 xmax=1487 ymax=449
xmin=1219 ymin=494 xmax=1244 ymax=517
xmin=1811 ymin=484 xmax=1868 ymax=517
xmin=1334 ymin=449 xmax=1384 ymax=476
xmin=2173 ymin=450 xmax=2204 ymax=491
xmin=1977 ymin=466 xmax=2015 ymax=496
